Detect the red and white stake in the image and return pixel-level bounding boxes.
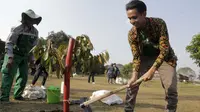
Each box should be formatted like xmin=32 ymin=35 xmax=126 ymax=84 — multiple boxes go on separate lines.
xmin=63 ymin=38 xmax=75 ymax=112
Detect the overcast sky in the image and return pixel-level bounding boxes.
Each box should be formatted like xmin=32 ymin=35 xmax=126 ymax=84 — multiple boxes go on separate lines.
xmin=0 ymin=0 xmax=200 ymax=74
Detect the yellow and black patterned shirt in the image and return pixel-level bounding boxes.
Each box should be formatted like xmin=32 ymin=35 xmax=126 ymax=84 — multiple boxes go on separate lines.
xmin=128 ymin=17 xmax=177 ymax=72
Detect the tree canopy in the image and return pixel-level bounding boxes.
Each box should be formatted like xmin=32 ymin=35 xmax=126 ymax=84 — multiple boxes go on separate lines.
xmin=30 ymin=31 xmax=110 ymax=78
xmin=186 ymin=33 xmax=200 ymax=67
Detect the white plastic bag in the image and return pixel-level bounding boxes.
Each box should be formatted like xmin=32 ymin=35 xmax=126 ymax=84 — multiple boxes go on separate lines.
xmin=28 ymin=91 xmax=39 ymax=99
xmin=90 ymin=90 xmax=123 ymax=105
xmin=22 ymin=85 xmax=46 ymax=99
xmin=115 ymin=77 xmax=128 ymax=85
xmin=73 ymin=73 xmax=78 ymax=77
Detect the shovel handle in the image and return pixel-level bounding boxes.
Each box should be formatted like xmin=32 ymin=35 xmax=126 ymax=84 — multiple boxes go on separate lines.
xmin=80 ymin=78 xmax=144 ymax=108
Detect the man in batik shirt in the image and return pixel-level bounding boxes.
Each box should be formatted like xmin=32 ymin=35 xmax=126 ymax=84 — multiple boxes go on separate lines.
xmin=125 ymin=1 xmax=178 ymax=112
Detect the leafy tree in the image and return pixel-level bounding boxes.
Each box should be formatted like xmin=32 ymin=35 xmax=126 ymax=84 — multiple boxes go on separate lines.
xmin=30 ymin=37 xmax=65 ymax=78
xmin=31 ymin=31 xmax=110 ymax=78
xmin=186 ymin=33 xmax=200 ymax=67
xmin=121 ymin=63 xmax=133 ymax=79
xmin=47 ymin=31 xmax=70 ymax=48
xmin=72 ymin=34 xmax=109 ymax=74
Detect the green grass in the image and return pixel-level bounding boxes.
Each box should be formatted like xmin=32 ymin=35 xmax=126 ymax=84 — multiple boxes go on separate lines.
xmin=1 ymin=74 xmax=200 ymax=112
xmin=44 ymin=75 xmax=200 ymax=112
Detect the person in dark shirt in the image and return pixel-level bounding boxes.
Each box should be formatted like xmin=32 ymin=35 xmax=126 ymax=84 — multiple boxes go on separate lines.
xmin=106 ymin=64 xmax=115 ymax=84
xmin=30 ymin=56 xmax=48 ymax=89
xmin=113 ymin=63 xmax=120 ymax=81
xmin=88 ymin=70 xmax=96 ymax=84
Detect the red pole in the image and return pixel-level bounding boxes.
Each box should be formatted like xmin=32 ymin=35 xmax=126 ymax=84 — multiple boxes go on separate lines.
xmin=63 ymin=38 xmax=75 ymax=112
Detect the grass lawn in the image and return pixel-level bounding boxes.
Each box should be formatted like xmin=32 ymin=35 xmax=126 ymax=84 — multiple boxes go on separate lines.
xmin=1 ymin=74 xmax=200 ymax=112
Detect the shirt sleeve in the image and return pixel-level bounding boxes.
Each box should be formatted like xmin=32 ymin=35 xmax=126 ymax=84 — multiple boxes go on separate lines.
xmin=5 ymin=26 xmax=21 ymax=58
xmin=128 ymin=28 xmax=141 ymax=73
xmin=153 ymin=19 xmax=170 ymax=69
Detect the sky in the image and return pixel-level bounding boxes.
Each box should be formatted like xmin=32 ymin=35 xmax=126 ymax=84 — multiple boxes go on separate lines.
xmin=0 ymin=0 xmax=200 ymax=74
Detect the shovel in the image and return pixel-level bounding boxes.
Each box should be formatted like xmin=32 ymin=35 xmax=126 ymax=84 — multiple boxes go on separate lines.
xmin=80 ymin=78 xmax=144 ymax=110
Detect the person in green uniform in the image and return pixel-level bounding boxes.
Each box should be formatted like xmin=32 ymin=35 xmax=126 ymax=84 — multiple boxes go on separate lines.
xmin=0 ymin=9 xmax=42 ymax=102
xmin=125 ymin=1 xmax=178 ymax=112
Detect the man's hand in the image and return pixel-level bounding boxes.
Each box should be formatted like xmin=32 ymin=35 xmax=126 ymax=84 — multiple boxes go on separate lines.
xmin=127 ymin=72 xmax=138 ymax=88
xmin=141 ymin=70 xmax=155 ymax=81
xmin=6 ymin=57 xmax=13 ymax=69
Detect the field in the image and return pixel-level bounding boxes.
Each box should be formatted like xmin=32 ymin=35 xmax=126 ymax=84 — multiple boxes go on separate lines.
xmin=0 ymin=75 xmax=200 ymax=112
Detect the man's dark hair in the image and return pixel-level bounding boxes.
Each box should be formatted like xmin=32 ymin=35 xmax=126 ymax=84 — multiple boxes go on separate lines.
xmin=126 ymin=0 xmax=147 ymax=13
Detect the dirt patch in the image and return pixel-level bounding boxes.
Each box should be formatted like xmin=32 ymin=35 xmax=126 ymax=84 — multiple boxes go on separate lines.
xmin=0 ymin=99 xmax=85 ymax=112
xmin=0 ymin=101 xmax=63 ymax=112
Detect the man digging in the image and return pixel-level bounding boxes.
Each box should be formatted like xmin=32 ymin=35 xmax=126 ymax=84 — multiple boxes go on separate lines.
xmin=125 ymin=1 xmax=178 ymax=112
xmin=0 ymin=9 xmax=42 ymax=102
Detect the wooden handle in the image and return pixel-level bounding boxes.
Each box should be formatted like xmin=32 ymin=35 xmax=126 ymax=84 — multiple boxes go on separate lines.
xmin=81 ymin=78 xmax=144 ymax=107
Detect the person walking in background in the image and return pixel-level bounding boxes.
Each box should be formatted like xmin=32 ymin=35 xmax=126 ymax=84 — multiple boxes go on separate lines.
xmin=88 ymin=70 xmax=96 ymax=84
xmin=113 ymin=63 xmax=120 ymax=82
xmin=106 ymin=63 xmax=115 ymax=84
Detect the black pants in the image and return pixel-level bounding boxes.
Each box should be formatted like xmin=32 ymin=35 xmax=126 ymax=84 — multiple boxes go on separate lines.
xmin=88 ymin=73 xmax=95 ymax=83
xmin=32 ymin=66 xmax=48 ymax=86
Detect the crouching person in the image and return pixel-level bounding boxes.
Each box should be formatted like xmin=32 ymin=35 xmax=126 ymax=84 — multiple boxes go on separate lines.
xmin=30 ymin=56 xmax=48 ymax=89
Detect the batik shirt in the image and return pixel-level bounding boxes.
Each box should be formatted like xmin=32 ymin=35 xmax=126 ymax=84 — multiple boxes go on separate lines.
xmin=128 ymin=17 xmax=177 ymax=73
